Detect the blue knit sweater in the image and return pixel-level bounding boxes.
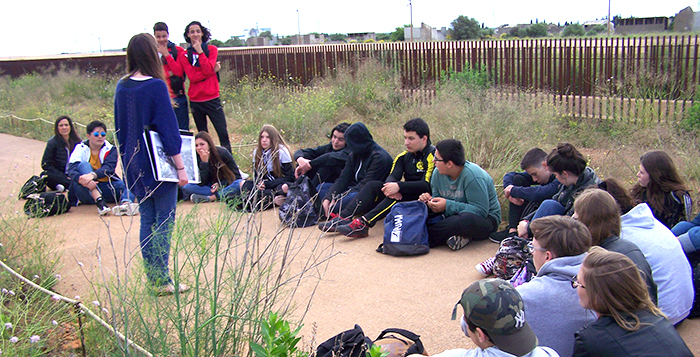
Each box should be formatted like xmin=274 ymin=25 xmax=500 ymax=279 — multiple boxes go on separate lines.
xmin=114 ymin=77 xmax=181 ymax=198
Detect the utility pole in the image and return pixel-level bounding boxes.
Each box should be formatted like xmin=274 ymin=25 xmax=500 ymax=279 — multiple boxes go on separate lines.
xmin=409 ymin=0 xmax=413 ymax=42
xmin=297 ymin=9 xmax=301 ymax=44
xmin=607 ymin=0 xmax=611 ymax=37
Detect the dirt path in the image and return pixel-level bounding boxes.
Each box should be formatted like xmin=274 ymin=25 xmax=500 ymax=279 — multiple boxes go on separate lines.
xmin=1 ymin=133 xmax=698 ymax=355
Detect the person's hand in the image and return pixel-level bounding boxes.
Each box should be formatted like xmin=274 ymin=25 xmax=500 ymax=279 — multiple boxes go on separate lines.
xmin=381 ymin=182 xmax=400 ymax=197
xmin=509 ymin=196 xmax=525 ymax=206
xmin=156 ymin=43 xmax=169 ymax=58
xmin=386 ymin=192 xmax=402 ymax=201
xmin=86 ymin=180 xmax=97 ymax=190
xmin=79 ymin=173 xmax=94 ymax=187
xmin=214 ymin=61 xmax=221 ymax=72
xmin=517 ymin=220 xmax=530 ymax=238
xmin=296 ymin=157 xmax=311 ymax=173
xmin=418 ymin=192 xmax=432 ymax=203
xmin=192 ymin=39 xmax=203 ymax=54
xmin=426 ymin=197 xmax=446 ymax=213
xmin=322 ymin=199 xmax=332 ymax=217
xmin=211 ymin=182 xmax=220 ymax=193
xmin=257 ymin=181 xmax=265 ymax=190
xmin=177 ymin=169 xmax=188 ymax=186
xmin=504 ymin=185 xmax=513 ymax=198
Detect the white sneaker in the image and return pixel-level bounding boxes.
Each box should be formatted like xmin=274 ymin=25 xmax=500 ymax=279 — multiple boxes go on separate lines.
xmin=476 ymin=256 xmax=497 ymax=276
xmin=113 ymin=202 xmax=139 ymax=216
xmin=97 ymin=205 xmax=111 ymax=216
xmin=446 ymin=235 xmax=471 ymax=251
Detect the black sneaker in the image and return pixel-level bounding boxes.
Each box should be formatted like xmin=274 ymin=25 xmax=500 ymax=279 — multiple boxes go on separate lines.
xmin=446 ymin=235 xmax=471 ymax=251
xmin=336 ymin=218 xmax=369 ymax=238
xmin=489 ymin=229 xmax=516 ymax=244
xmin=318 ymin=213 xmax=351 ymax=232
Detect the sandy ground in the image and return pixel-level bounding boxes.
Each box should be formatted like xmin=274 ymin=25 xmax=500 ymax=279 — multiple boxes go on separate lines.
xmin=1 ymin=133 xmax=698 ymax=355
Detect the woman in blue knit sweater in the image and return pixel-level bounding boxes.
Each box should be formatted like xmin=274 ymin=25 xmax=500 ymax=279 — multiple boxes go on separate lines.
xmin=114 ymin=33 xmax=189 ymax=296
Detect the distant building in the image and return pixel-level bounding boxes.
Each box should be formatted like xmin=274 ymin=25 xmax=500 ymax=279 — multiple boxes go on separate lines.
xmin=291 ymin=34 xmax=325 ymax=45
xmin=674 ymin=6 xmax=695 ymax=32
xmin=347 ymin=32 xmax=376 ymax=42
xmin=404 ymin=23 xmax=447 ymax=41
xmin=583 ymin=19 xmax=613 ymax=32
xmin=613 ymin=16 xmax=668 ymax=34
xmin=246 ymin=37 xmax=270 ymax=46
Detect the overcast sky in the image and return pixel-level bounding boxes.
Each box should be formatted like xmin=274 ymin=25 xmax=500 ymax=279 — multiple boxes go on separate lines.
xmin=3 ymin=0 xmax=697 ymax=58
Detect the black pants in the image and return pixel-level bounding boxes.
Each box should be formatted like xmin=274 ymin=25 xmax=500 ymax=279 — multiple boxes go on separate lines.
xmin=190 ymin=97 xmax=231 ymax=152
xmin=45 ymin=171 xmax=71 ymax=191
xmin=339 ymin=180 xmax=426 ymax=226
xmin=507 ymin=173 xmax=543 ymax=229
xmin=427 ymin=212 xmax=497 ymax=248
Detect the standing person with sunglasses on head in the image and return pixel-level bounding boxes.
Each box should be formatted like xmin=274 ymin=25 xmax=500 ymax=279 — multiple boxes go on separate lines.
xmin=178 ymin=21 xmax=231 ymax=152
xmin=67 ymin=120 xmax=137 ymax=216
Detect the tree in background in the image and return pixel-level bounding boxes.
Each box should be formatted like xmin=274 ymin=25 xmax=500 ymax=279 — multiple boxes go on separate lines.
xmin=259 ymin=31 xmax=273 ymax=40
xmin=586 ymin=24 xmax=606 ymax=36
xmin=525 ymin=23 xmax=548 ymax=37
xmin=390 ymin=26 xmax=405 ymax=41
xmin=329 ymin=33 xmax=348 ymax=42
xmin=562 ymin=23 xmax=586 ymax=37
xmin=376 ymin=33 xmax=391 ymax=41
xmin=450 ymin=16 xmax=480 ymax=40
xmin=210 ymin=39 xmax=224 ymax=47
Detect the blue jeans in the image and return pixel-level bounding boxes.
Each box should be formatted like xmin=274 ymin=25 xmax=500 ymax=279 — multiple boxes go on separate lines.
xmin=219 ymin=179 xmax=244 ymax=199
xmin=316 ymin=182 xmax=333 ymax=204
xmin=173 ymin=95 xmax=190 ymax=131
xmin=329 ymin=191 xmax=358 ymax=214
xmin=672 ymin=213 xmax=700 ymax=253
xmin=71 ymin=162 xmax=135 ymax=204
xmin=182 ymin=183 xmax=213 ymax=197
xmin=532 ymin=199 xmax=566 ymax=220
xmin=139 ymin=185 xmax=177 ymax=286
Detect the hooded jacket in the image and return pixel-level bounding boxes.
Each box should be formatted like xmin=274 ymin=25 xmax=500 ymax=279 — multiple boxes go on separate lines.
xmin=599 ymin=235 xmax=658 ymax=305
xmin=294 ymin=142 xmax=350 ymax=187
xmin=324 ymin=123 xmax=392 ymax=201
xmin=620 ymin=203 xmax=693 ymax=324
xmin=552 ymin=167 xmax=600 ymax=216
xmin=67 ymin=139 xmax=120 ymax=182
xmin=516 ymin=254 xmax=597 ymax=357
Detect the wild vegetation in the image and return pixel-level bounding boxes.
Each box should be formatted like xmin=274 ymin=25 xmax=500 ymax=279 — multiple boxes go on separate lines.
xmin=0 ymin=59 xmax=699 ymax=354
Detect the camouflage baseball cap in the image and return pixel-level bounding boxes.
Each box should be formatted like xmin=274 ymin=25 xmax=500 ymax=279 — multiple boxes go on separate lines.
xmin=451 ymin=278 xmax=537 ymax=357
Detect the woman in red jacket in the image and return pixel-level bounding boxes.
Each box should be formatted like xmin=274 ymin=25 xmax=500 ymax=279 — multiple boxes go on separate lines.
xmin=179 ymin=21 xmax=231 ymax=152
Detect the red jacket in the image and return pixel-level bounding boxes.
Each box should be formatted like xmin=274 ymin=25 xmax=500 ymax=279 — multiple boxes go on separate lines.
xmin=178 ymin=44 xmax=220 ymax=102
xmin=162 ymin=43 xmax=186 ymax=98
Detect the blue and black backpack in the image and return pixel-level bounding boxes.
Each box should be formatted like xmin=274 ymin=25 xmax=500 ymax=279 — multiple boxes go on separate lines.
xmin=376 ymin=201 xmax=430 ymax=257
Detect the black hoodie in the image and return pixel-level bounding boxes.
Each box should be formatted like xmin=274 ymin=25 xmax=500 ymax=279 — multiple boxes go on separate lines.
xmin=323 ymin=122 xmax=393 ymax=201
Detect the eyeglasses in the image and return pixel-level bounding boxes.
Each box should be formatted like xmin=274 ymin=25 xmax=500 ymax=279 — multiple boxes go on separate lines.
xmin=571 ymin=274 xmax=585 ymax=289
xmin=434 ymin=157 xmax=445 ymax=162
xmin=527 ymin=241 xmax=547 ymax=254
xmin=92 ymin=131 xmax=107 ymax=137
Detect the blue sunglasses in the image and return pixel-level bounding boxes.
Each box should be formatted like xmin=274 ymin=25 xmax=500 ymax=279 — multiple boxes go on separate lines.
xmin=92 ymin=131 xmax=107 ymax=137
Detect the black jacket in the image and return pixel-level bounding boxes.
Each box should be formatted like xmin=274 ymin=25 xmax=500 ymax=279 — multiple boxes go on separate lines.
xmin=387 ymin=143 xmax=435 ymax=196
xmin=573 ymin=310 xmax=692 ymax=357
xmin=324 ymin=123 xmax=392 ymax=201
xmin=293 ymin=143 xmax=350 ymax=187
xmin=552 ymin=167 xmax=600 ymax=216
xmin=197 ymin=146 xmax=241 ymax=187
xmin=41 ymin=135 xmax=76 ymax=187
xmin=600 ymin=235 xmax=658 ymax=305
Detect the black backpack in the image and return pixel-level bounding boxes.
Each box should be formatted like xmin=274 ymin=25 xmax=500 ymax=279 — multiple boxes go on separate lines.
xmin=23 ymin=192 xmax=70 ymax=218
xmin=19 ymin=175 xmax=47 ymax=199
xmin=316 ymin=324 xmax=372 ymax=357
xmin=279 ymin=175 xmax=318 ymax=227
xmin=373 ymin=328 xmax=427 ymax=357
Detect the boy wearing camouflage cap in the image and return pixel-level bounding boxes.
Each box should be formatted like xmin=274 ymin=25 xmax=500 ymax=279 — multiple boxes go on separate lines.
xmin=426 ymin=279 xmax=558 ymax=357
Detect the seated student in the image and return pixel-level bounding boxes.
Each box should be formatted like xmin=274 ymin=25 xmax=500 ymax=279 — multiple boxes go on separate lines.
xmin=673 ymin=213 xmax=700 ymax=255
xmin=490 ymin=148 xmax=560 ymax=243
xmin=293 ymin=122 xmax=351 ymax=201
xmin=318 ymin=122 xmax=392 ymax=227
xmin=183 ymin=131 xmax=242 ymax=203
xmin=330 ymin=118 xmax=435 ymax=237
xmin=573 ymin=188 xmax=658 ymax=304
xmin=515 ymin=215 xmax=596 ymax=357
xmin=596 ymin=179 xmax=694 ymax=325
xmin=631 ymin=150 xmax=691 ymax=230
xmin=421 ymin=278 xmax=558 ymax=357
xmin=41 ymin=115 xmax=82 ymax=193
xmin=573 ymin=247 xmax=693 ymax=357
xmin=418 ymin=139 xmax=500 ymax=250
xmin=239 ymin=125 xmax=295 ymax=209
xmin=67 ymin=120 xmax=137 ymax=216
xmin=517 ymin=143 xmax=599 ymax=238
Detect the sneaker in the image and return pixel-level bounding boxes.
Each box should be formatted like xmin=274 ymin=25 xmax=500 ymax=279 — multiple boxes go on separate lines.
xmin=190 ymin=194 xmax=211 ymax=204
xmin=317 ymin=213 xmax=352 ymax=232
xmin=97 ymin=204 xmax=111 ymax=216
xmin=153 ymin=283 xmax=190 ymax=297
xmin=489 ymin=229 xmax=517 ymax=244
xmin=273 ymin=195 xmax=286 ymax=206
xmin=476 ymin=256 xmax=496 ymax=276
xmin=113 ymin=202 xmax=139 ymax=216
xmin=446 ymin=235 xmax=471 ymax=251
xmin=55 ymin=184 xmax=65 ymax=193
xmin=336 ymin=218 xmax=370 ymax=238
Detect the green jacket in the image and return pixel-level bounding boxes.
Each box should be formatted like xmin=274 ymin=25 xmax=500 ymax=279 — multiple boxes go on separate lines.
xmin=430 ymin=162 xmax=501 ymax=223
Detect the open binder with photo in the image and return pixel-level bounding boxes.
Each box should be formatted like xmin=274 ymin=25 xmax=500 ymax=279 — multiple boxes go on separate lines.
xmin=143 ymin=129 xmax=200 ymax=184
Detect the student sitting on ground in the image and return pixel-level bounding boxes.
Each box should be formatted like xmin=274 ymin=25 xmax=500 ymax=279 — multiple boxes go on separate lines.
xmin=599 ymin=179 xmax=694 ymax=325
xmin=183 ymin=131 xmax=242 ymax=203
xmin=418 ymin=139 xmax=500 ymax=250
xmin=490 ymin=148 xmax=560 ymax=243
xmin=515 ymin=215 xmax=596 ymax=357
xmin=631 ymin=150 xmax=691 ymax=230
xmin=573 ymin=188 xmax=657 ymax=304
xmin=318 ymin=122 xmax=393 ymax=226
xmin=41 ymin=115 xmax=81 ymax=194
xmin=573 ymin=247 xmax=693 ymax=357
xmin=329 ymin=118 xmax=435 ymax=238
xmin=517 ymin=143 xmax=599 ymax=238
xmin=293 ymin=122 xmax=351 ymax=202
xmin=67 ymin=120 xmax=137 ymax=216
xmin=418 ymin=278 xmax=558 ymax=357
